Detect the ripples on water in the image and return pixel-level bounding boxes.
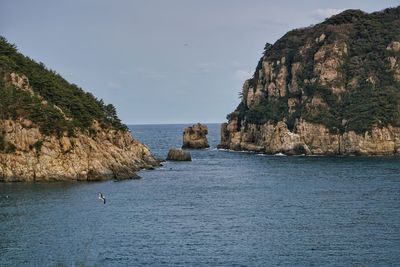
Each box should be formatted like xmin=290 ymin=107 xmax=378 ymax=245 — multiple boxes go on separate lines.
xmin=1 ymin=124 xmax=400 ymax=266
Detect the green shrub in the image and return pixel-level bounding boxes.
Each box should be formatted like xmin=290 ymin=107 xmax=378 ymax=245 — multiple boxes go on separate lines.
xmin=32 ymin=140 xmax=43 ymax=152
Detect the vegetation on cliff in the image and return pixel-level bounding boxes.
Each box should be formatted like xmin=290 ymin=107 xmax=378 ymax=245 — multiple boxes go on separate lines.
xmin=0 ymin=36 xmax=127 ymax=140
xmin=228 ymin=7 xmax=400 ymax=134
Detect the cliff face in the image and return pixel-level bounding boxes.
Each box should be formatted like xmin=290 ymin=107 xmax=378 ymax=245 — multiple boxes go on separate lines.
xmin=0 ymin=119 xmax=158 ymax=182
xmin=220 ymin=119 xmax=400 ymax=155
xmin=0 ymin=37 xmax=158 ymax=181
xmin=220 ymin=7 xmax=400 ymax=155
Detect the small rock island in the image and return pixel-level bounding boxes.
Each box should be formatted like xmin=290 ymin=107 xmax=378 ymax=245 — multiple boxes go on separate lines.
xmin=166 ymin=149 xmax=192 ymax=161
xmin=182 ymin=123 xmax=209 ymax=149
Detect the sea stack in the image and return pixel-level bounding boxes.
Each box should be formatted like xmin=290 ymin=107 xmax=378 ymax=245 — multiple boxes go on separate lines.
xmin=219 ymin=7 xmax=400 ymax=155
xmin=182 ymin=123 xmax=209 ymax=149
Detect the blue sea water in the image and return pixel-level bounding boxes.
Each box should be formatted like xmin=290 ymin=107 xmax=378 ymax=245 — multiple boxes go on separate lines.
xmin=0 ymin=123 xmax=400 ymax=266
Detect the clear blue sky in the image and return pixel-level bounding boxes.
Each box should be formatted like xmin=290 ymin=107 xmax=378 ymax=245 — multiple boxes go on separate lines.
xmin=1 ymin=0 xmax=398 ymax=124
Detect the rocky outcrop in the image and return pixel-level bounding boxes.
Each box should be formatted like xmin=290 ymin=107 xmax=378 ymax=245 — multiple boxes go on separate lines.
xmin=0 ymin=119 xmax=159 ymax=182
xmin=182 ymin=123 xmax=209 ymax=149
xmin=220 ymin=7 xmax=400 ymax=155
xmin=219 ymin=118 xmax=400 ymax=155
xmin=166 ymin=148 xmax=191 ymax=161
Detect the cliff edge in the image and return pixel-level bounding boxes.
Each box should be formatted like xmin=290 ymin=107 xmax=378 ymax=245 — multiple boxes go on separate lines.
xmin=219 ymin=7 xmax=400 ymax=155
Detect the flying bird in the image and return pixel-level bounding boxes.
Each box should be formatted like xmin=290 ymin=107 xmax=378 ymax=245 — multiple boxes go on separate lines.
xmin=98 ymin=192 xmax=106 ymax=204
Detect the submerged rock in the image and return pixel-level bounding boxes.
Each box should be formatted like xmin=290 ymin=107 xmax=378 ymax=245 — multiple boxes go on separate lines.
xmin=182 ymin=123 xmax=209 ymax=149
xmin=166 ymin=149 xmax=192 ymax=161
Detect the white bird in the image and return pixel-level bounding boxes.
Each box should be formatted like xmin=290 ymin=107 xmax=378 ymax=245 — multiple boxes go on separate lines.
xmin=98 ymin=193 xmax=106 ymax=204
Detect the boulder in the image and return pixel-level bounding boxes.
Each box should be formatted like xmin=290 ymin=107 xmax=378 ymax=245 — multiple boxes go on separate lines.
xmin=166 ymin=148 xmax=192 ymax=161
xmin=182 ymin=123 xmax=209 ymax=149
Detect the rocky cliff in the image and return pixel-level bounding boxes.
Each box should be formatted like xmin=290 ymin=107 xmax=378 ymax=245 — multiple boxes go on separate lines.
xmin=0 ymin=37 xmax=159 ymax=181
xmin=219 ymin=7 xmax=400 ymax=155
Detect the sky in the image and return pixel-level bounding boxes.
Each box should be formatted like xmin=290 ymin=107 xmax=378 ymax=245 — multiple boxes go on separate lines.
xmin=1 ymin=0 xmax=399 ymax=124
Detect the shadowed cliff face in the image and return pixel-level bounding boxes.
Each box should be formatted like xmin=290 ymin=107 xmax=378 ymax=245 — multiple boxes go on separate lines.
xmin=220 ymin=7 xmax=400 ymax=155
xmin=0 ymin=39 xmax=159 ymax=181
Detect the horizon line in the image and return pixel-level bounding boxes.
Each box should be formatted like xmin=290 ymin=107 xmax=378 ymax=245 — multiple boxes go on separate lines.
xmin=125 ymin=121 xmax=223 ymax=126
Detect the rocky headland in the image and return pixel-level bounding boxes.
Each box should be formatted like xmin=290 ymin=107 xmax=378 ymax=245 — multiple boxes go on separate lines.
xmin=0 ymin=37 xmax=159 ymax=181
xmin=219 ymin=7 xmax=400 ymax=155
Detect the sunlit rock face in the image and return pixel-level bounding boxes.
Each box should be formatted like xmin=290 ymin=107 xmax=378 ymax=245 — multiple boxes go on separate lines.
xmin=0 ymin=119 xmax=159 ymax=182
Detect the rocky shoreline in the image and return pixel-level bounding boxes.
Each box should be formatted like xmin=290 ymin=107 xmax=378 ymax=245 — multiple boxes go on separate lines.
xmin=218 ymin=119 xmax=400 ymax=156
xmin=0 ymin=119 xmax=160 ymax=182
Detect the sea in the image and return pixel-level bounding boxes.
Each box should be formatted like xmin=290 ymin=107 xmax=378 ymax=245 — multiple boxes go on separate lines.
xmin=1 ymin=123 xmax=400 ymax=266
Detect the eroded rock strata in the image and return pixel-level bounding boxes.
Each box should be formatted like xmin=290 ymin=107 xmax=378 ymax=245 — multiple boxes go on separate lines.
xmin=0 ymin=119 xmax=158 ymax=182
xmin=219 ymin=119 xmax=400 ymax=155
xmin=219 ymin=7 xmax=400 ymax=155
